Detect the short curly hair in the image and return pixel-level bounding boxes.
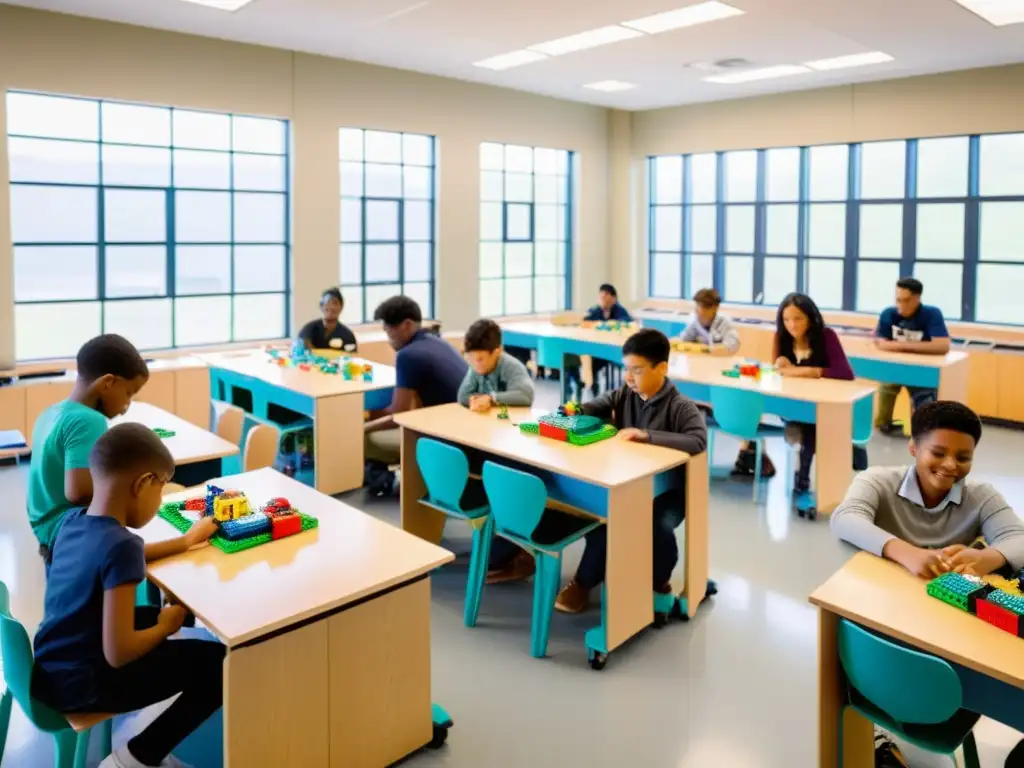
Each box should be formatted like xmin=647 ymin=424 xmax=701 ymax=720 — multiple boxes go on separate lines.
xmin=464 ymin=319 xmax=502 ymax=353
xmin=911 ymin=401 xmax=982 ymax=445
xmin=76 ymin=334 xmax=149 ymax=383
xmin=90 ymin=422 xmax=175 ymax=479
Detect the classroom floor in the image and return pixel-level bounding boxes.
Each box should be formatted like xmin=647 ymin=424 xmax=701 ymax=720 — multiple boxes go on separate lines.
xmin=2 ymin=380 xmax=1023 ymax=767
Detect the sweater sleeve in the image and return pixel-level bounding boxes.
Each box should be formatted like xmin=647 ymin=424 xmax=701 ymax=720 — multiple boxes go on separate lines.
xmin=717 ymin=315 xmax=741 ymax=354
xmin=646 ymin=398 xmax=708 ymax=455
xmin=822 ymin=329 xmax=855 ymax=380
xmin=581 ymin=390 xmax=616 ymax=420
xmin=680 ymin=319 xmax=700 ymax=343
xmin=829 ymin=472 xmax=898 ymax=556
xmin=492 ymin=355 xmax=535 ymax=406
xmin=977 ymin=487 xmax=1024 ymax=571
xmin=456 ymin=369 xmax=476 ymax=407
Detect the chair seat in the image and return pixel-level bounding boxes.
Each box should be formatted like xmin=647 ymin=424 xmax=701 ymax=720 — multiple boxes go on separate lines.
xmin=498 ymin=507 xmax=601 ymax=553
xmin=848 ymin=691 xmax=981 ymax=754
xmin=65 ymin=711 xmax=114 ymax=732
xmin=419 ymin=477 xmax=490 ymax=520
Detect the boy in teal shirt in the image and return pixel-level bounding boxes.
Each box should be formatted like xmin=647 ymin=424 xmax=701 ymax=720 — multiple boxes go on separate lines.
xmin=28 ymin=334 xmax=149 ymax=561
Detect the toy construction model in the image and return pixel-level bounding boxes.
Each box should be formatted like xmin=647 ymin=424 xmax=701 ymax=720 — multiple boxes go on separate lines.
xmin=721 ymin=360 xmax=770 ymax=380
xmin=265 ymin=347 xmax=373 ymax=381
xmin=670 ymin=340 xmax=709 ymax=354
xmin=591 ymin=321 xmax=635 ymax=332
xmin=927 ymin=571 xmax=1024 ymax=638
xmin=518 ymin=401 xmax=617 ymax=446
xmin=152 ymin=428 xmax=176 ymax=439
xmin=497 ymin=404 xmax=509 ymax=420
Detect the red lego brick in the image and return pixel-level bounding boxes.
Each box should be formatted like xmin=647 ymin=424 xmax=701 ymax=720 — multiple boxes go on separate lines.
xmin=976 ymin=598 xmax=1022 ymax=636
xmin=184 ymin=497 xmax=206 ymax=512
xmin=538 ymin=422 xmax=569 ymax=441
xmin=271 ymin=513 xmax=302 ymax=540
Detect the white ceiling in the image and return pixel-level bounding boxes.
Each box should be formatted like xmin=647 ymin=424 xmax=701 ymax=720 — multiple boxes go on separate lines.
xmin=6 ymin=0 xmax=1024 ymax=110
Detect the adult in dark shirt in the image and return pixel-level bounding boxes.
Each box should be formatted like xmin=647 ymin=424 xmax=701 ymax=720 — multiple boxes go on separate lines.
xmin=363 ymin=295 xmax=467 ymax=494
xmin=873 ymin=277 xmax=951 ymax=433
xmin=297 ymin=287 xmax=358 ymax=353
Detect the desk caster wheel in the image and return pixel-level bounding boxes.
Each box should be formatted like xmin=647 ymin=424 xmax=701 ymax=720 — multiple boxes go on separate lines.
xmin=428 ymin=723 xmax=450 ymax=749
xmin=705 ymin=579 xmax=718 ymax=597
xmin=797 ymin=506 xmax=818 ymax=521
xmin=589 ymin=652 xmax=607 ymax=671
xmin=653 ymin=612 xmax=669 ymax=629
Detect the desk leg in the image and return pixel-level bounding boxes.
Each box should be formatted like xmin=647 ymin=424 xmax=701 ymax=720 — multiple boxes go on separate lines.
xmin=681 ymin=452 xmax=709 ymax=618
xmin=600 ymin=477 xmax=654 ymax=653
xmin=815 ymin=401 xmax=853 ymax=516
xmin=315 ymin=394 xmax=364 ymax=495
xmin=818 ymin=608 xmax=873 ymax=768
xmin=400 ymin=427 xmax=446 ymax=545
xmin=938 ymin=355 xmax=969 ymax=402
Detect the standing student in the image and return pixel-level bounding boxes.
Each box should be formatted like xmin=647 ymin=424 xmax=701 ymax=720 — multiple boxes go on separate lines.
xmin=458 ymin=319 xmax=534 ymax=411
xmin=572 ymin=283 xmax=633 ymax=398
xmin=27 ymin=334 xmax=149 ymax=564
xmin=873 ymin=277 xmax=950 ymax=433
xmin=680 ymin=288 xmax=741 ymax=356
xmin=297 ymin=287 xmax=358 ymax=353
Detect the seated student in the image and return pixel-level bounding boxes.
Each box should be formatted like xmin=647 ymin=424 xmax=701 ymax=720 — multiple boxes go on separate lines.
xmin=458 ymin=319 xmax=534 ymax=412
xmin=570 ymin=283 xmax=634 ymax=398
xmin=364 ymin=296 xmax=468 ymax=495
xmin=680 ymin=288 xmax=740 ymax=357
xmin=487 ymin=329 xmax=707 ymax=616
xmin=28 ymin=334 xmax=149 ymax=567
xmin=873 ymin=277 xmax=950 ymax=433
xmin=32 ymin=423 xmax=222 ymax=768
xmin=772 ymin=293 xmax=867 ymax=501
xmin=297 ymin=287 xmax=358 ymax=353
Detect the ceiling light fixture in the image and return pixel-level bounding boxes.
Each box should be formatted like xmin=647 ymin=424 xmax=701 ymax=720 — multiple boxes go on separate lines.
xmin=528 ymin=25 xmax=644 ymax=57
xmin=704 ymin=64 xmax=810 ymax=84
xmin=805 ymin=51 xmax=894 ymax=71
xmin=177 ymin=0 xmax=256 ymax=10
xmin=953 ymin=0 xmax=1024 ymax=26
xmin=473 ymin=50 xmax=549 ymax=71
xmin=623 ymin=1 xmax=745 ymax=34
xmin=583 ymin=80 xmax=638 ymax=92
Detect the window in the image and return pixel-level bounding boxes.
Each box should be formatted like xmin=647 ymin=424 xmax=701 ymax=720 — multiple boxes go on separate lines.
xmin=8 ymin=91 xmax=289 ymax=360
xmin=339 ymin=128 xmax=435 ymax=323
xmin=479 ymin=142 xmax=573 ymax=316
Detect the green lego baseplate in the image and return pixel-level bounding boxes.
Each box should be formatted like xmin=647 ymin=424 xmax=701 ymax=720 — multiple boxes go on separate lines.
xmin=567 ymin=423 xmax=618 ymax=445
xmin=519 ymin=422 xmax=539 ymax=434
xmin=158 ymin=501 xmax=319 ymax=555
xmin=926 ymin=571 xmax=988 ymax=612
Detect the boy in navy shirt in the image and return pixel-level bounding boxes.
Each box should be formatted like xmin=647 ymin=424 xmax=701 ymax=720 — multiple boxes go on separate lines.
xmin=569 ymin=284 xmax=634 ymax=398
xmin=32 ymin=423 xmax=220 ymax=768
xmin=873 ymin=277 xmax=951 ymax=433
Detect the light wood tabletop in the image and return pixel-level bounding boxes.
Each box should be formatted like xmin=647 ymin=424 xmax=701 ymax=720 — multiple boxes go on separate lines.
xmin=840 ymin=335 xmax=968 ymax=369
xmin=810 ymin=552 xmax=1024 ymax=688
xmin=394 ymin=403 xmax=689 ymax=488
xmin=199 ymin=349 xmax=396 ymax=398
xmin=502 ymin=320 xmax=635 ymax=346
xmin=137 ymin=468 xmax=454 ymax=647
xmin=115 ymin=401 xmax=239 ymax=466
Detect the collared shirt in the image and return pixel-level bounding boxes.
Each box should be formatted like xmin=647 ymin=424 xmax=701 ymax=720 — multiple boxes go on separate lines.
xmin=680 ymin=312 xmax=741 ymax=354
xmin=897 ymin=467 xmax=963 ymax=512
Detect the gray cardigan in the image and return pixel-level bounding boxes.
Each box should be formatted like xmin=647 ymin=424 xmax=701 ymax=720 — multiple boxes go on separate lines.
xmin=457 ymin=352 xmax=534 ymax=407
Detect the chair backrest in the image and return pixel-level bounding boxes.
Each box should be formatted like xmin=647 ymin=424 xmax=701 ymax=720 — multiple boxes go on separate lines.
xmin=481 ymin=461 xmax=548 ymax=540
xmin=708 ymin=387 xmax=767 ymax=441
xmin=853 ymin=394 xmax=874 ymax=444
xmin=215 ymin=404 xmax=244 ymax=447
xmin=416 ymin=439 xmax=469 ymax=510
xmin=244 ymin=423 xmax=280 ymax=472
xmin=837 ymin=619 xmax=963 ymax=725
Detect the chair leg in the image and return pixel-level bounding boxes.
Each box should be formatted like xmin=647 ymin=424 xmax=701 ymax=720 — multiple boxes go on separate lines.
xmin=53 ymin=728 xmax=78 ymax=768
xmin=530 ymin=553 xmax=560 ymax=659
xmin=73 ymin=729 xmax=91 ymax=768
xmin=100 ymin=719 xmax=113 ymax=761
xmin=752 ymin=440 xmax=764 ymax=504
xmin=463 ymin=517 xmax=494 ymax=628
xmin=0 ymin=689 xmax=12 ymax=767
xmin=960 ymin=732 xmax=981 ymax=768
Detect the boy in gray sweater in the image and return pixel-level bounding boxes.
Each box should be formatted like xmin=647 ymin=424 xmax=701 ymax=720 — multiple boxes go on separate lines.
xmin=457 ymin=319 xmax=534 ymax=412
xmin=680 ymin=287 xmax=741 ymax=356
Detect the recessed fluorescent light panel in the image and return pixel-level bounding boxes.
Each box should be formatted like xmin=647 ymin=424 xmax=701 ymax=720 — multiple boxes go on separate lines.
xmin=953 ymin=0 xmax=1024 ymax=26
xmin=704 ymin=64 xmax=810 ymax=84
xmin=584 ymin=81 xmax=638 ymax=92
xmin=177 ymin=0 xmax=256 ymax=10
xmin=473 ymin=50 xmax=549 ymax=71
xmin=805 ymin=51 xmax=893 ymax=71
xmin=528 ymin=25 xmax=644 ymax=57
xmin=623 ymin=1 xmax=745 ymax=34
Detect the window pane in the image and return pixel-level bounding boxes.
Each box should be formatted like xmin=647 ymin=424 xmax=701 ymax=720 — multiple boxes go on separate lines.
xmin=687 ymin=254 xmax=714 ymax=296
xmin=505 ymin=243 xmax=533 ymax=278
xmin=340 ymin=244 xmax=363 ymax=285
xmin=479 ymin=243 xmax=503 ymax=279
xmin=725 ymin=205 xmax=754 ymax=253
xmin=480 ymin=279 xmax=504 ymax=316
xmin=105 ymin=299 xmax=173 ymax=350
xmin=176 ymin=246 xmax=231 ymax=295
xmin=16 ymin=302 xmax=101 ymax=360
xmin=235 ymin=245 xmax=285 ymax=292
xmin=917 ymin=137 xmax=968 ymax=198
xmin=534 ymin=276 xmax=559 ymax=312
xmin=505 ymin=145 xmax=533 ymax=173
xmin=403 ymin=282 xmax=431 ymax=315
xmin=859 ymin=204 xmax=903 ymax=260
xmin=725 ymin=150 xmax=757 ymax=203
xmin=860 ymin=141 xmax=905 ymax=199
xmin=104 ymin=189 xmax=166 ymax=242
xmin=405 ymin=201 xmax=431 ymax=241
xmin=234 ymin=293 xmax=285 ymax=340
xmin=234 ymin=193 xmax=285 ymax=242
xmin=365 ymin=163 xmax=402 ymax=197
xmin=6 ymin=92 xmax=98 ymax=141
xmin=535 ymin=242 xmax=558 ymax=275
xmin=535 ymin=174 xmax=559 ymax=204
xmin=232 ymin=116 xmax=285 ymax=154
xmin=340 ymin=199 xmax=362 ymax=242
xmin=976 ymin=264 xmax=1024 ymax=324
xmin=403 ymin=134 xmax=432 ymax=166
xmin=980 ymin=201 xmax=1024 ymax=262
xmin=913 ymin=263 xmax=962 ymax=320
xmin=9 ymin=137 xmax=98 ymax=184
xmin=14 ymin=246 xmax=97 ymax=301
xmin=505 ymin=276 xmax=532 ymax=314
xmin=916 ymin=203 xmax=964 ymax=261
xmin=339 ymin=129 xmax=363 ymax=161
xmin=534 ymin=147 xmax=562 ymax=174
xmin=343 ymin=288 xmax=364 ymax=324
xmin=173 ymin=149 xmax=230 ymax=189
xmin=365 ymin=284 xmax=401 ymax=317
xmin=506 ymin=203 xmax=532 ymax=240
xmin=481 ymin=171 xmax=504 ymax=202
xmin=689 ymin=153 xmax=717 ymax=203
xmin=809 ymin=145 xmax=848 ymax=201
xmin=480 ymin=202 xmax=503 ymax=240
xmin=689 ymin=206 xmax=717 ymax=252
xmin=654 ymin=156 xmax=682 ymax=204
xmin=365 ymin=131 xmax=401 ymax=163
xmin=11 ymin=185 xmax=97 ymax=243
xmin=176 ymin=191 xmax=230 ymax=242
xmin=480 ymin=143 xmax=504 ymax=171
xmin=105 ymin=246 xmax=166 ymax=297
xmin=766 ymin=148 xmax=800 ymax=201
xmin=653 ymin=206 xmax=682 ymax=252
xmin=404 ymin=166 xmax=431 ymax=199
xmin=979 ymin=133 xmax=1024 ymax=197
xmin=856 ymin=261 xmax=900 ymax=313
xmin=808 ymin=203 xmax=846 ymax=257
xmin=535 ymin=204 xmax=559 ymax=241
xmin=766 ymin=204 xmax=798 ymax=254
xmin=505 ymin=172 xmax=533 ymax=203
xmin=365 ymin=244 xmax=400 ymax=282
xmin=724 ymin=256 xmax=754 ymax=302
xmin=102 ymin=102 xmax=171 ymax=146
xmin=405 ymin=243 xmax=431 ymax=282
xmin=233 ymin=154 xmax=285 ymax=191
xmin=103 ymin=145 xmax=171 ymax=187
xmin=340 ymin=162 xmax=364 ymax=197
xmin=805 ymin=259 xmax=844 ymax=309
xmin=174 ymin=296 xmax=231 ymax=345
xmin=172 ymin=110 xmax=230 ymax=150
xmin=651 ymin=253 xmax=682 ymax=298
xmin=763 ymin=257 xmax=797 ymax=305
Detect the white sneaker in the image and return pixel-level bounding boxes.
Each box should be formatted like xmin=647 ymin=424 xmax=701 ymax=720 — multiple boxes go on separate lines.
xmin=98 ymin=746 xmax=194 ymax=768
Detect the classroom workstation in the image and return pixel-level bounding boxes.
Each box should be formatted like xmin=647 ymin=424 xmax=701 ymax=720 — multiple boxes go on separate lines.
xmin=2 ymin=2 xmax=1024 ymax=767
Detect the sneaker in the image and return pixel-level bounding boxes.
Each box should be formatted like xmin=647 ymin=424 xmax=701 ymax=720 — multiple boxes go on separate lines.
xmin=554 ymin=580 xmax=591 ymax=614
xmin=364 ymin=462 xmax=395 ymax=497
xmin=730 ymin=449 xmax=777 ymax=478
xmin=876 ymin=422 xmax=900 ymax=436
xmin=874 ymin=735 xmax=908 ymax=767
xmin=485 ymin=551 xmax=535 ymax=584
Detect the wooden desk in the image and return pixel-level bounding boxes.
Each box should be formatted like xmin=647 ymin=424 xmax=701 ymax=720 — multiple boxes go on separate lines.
xmin=810 ymin=553 xmax=1024 ymax=767
xmin=839 ymin=335 xmax=970 ymax=402
xmin=139 ymin=468 xmax=454 ymax=767
xmin=394 ymin=403 xmax=709 ymax=667
xmin=200 ymin=350 xmax=396 ymax=495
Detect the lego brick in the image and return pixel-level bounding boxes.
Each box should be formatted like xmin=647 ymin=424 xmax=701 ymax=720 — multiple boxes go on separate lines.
xmin=220 ymin=514 xmax=272 ymax=541
xmin=519 ymin=422 xmax=539 ymax=434
xmin=158 ymin=502 xmax=318 ymax=555
xmin=985 ymin=589 xmax=1024 ymax=617
xmin=271 ymin=513 xmax=302 ymax=540
xmin=566 ymin=424 xmax=617 ymax=446
xmin=926 ymin=572 xmax=989 ymax=613
xmin=976 ymin=597 xmax=1024 ymax=637
xmin=538 ymin=422 xmax=568 ymax=441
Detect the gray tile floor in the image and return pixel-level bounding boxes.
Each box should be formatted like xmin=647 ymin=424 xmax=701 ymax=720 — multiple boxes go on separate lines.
xmin=2 ymin=380 xmax=1023 ymax=767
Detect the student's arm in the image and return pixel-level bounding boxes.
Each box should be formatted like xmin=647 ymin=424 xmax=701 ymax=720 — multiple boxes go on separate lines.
xmin=143 ymin=516 xmax=218 ymax=563
xmin=62 ymin=414 xmax=109 ymax=504
xmin=297 ymin=320 xmax=317 ymax=350
xmin=492 ymin=359 xmax=534 ymax=406
xmin=341 ymin=324 xmax=358 ymax=353
xmin=821 ymin=330 xmax=855 ymax=380
xmin=619 ymin=306 xmax=634 ymax=322
xmin=717 ymin=316 xmax=741 ymax=356
xmin=583 ymin=306 xmax=602 ymax=321
xmin=644 ymin=400 xmax=707 ymax=455
xmin=896 ymin=337 xmax=951 ymax=355
xmin=366 ymin=388 xmax=419 ymax=432
xmin=103 ymin=584 xmax=186 ymax=668
xmin=580 ymin=390 xmax=616 ymax=420
xmin=680 ymin=320 xmax=701 ymax=344
xmin=457 ymin=369 xmax=478 ymax=407
xmin=873 ymin=309 xmax=893 ymax=340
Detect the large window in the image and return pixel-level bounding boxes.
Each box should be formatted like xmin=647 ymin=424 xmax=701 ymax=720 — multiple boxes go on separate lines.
xmin=339 ymin=128 xmax=436 ymax=323
xmin=479 ymin=142 xmax=573 ymax=316
xmin=8 ymin=91 xmax=290 ymax=360
xmin=649 ymin=131 xmax=1024 ymax=324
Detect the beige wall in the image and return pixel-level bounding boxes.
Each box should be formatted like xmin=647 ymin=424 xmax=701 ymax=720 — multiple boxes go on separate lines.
xmin=0 ymin=5 xmax=611 ymax=364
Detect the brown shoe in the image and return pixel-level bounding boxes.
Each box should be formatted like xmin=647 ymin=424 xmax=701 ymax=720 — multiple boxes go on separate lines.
xmin=486 ymin=550 xmax=535 ymax=584
xmin=554 ymin=580 xmax=591 ymax=614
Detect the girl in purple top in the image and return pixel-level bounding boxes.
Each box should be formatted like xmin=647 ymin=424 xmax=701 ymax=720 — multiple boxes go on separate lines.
xmin=774 ymin=293 xmax=866 ymax=498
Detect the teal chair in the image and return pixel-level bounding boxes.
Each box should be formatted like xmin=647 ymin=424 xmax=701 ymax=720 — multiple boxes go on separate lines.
xmin=837 ymin=620 xmax=981 ymax=768
xmin=0 ymin=581 xmax=112 ymax=768
xmin=417 ymin=439 xmax=493 ymax=628
xmin=706 ymin=388 xmax=785 ymax=502
xmin=479 ymin=461 xmax=603 ymax=658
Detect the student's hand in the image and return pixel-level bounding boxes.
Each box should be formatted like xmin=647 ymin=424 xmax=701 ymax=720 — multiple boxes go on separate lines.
xmin=157 ymin=604 xmax=187 ymax=635
xmin=618 ymin=428 xmax=649 ymax=443
xmin=468 ymin=394 xmax=492 ymax=413
xmin=184 ymin=516 xmax=218 ymax=548
xmin=948 ymin=546 xmax=1006 ymax=577
xmin=775 ymin=357 xmax=791 ymax=369
xmin=895 ymin=544 xmax=952 ymax=579
xmin=874 ymin=339 xmax=899 ymax=351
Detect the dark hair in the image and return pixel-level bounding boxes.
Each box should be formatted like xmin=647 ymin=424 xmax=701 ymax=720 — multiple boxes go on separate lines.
xmin=775 ymin=293 xmax=829 ymax=368
xmin=321 ymin=287 xmax=344 ymax=306
xmin=896 ymin=277 xmax=924 ymax=296
xmin=464 ymin=319 xmax=502 ymax=353
xmin=76 ymin=334 xmax=149 ymax=383
xmin=693 ymin=288 xmax=721 ymax=308
xmin=599 ymin=283 xmax=617 ymax=298
xmin=911 ymin=401 xmax=982 ymax=445
xmin=90 ymin=423 xmax=175 ymax=479
xmin=373 ymin=295 xmax=422 ymax=326
xmin=622 ymin=328 xmax=670 ymax=366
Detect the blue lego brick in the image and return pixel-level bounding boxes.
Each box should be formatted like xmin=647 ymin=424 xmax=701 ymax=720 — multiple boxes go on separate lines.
xmin=219 ymin=514 xmax=272 ymax=541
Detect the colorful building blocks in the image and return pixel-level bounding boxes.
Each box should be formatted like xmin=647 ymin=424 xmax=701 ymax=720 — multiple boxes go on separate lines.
xmin=270 ymin=513 xmax=302 ymax=540
xmin=220 ymin=514 xmax=272 ymax=541
xmin=212 ymin=489 xmax=253 ymax=522
xmin=264 ymin=347 xmax=374 ymax=381
xmin=152 ymin=428 xmax=176 ymax=439
xmin=926 ymin=571 xmax=988 ymax=612
xmin=497 ymin=404 xmax=509 ymax=420
xmin=184 ymin=497 xmax=207 ymax=513
xmin=526 ymin=404 xmax=618 ymax=447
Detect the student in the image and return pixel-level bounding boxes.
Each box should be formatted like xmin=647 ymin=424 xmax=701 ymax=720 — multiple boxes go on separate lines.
xmin=573 ymin=283 xmax=634 ymax=398
xmin=364 ymin=296 xmax=467 ymax=495
xmin=772 ymin=293 xmax=866 ymax=501
xmin=680 ymin=287 xmax=741 ymax=356
xmin=32 ymin=423 xmax=222 ymax=768
xmin=873 ymin=277 xmax=950 ymax=433
xmin=297 ymin=287 xmax=358 ymax=353
xmin=488 ymin=330 xmax=708 ymax=617
xmin=458 ymin=319 xmax=534 ymax=412
xmin=28 ymin=334 xmax=149 ymax=563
